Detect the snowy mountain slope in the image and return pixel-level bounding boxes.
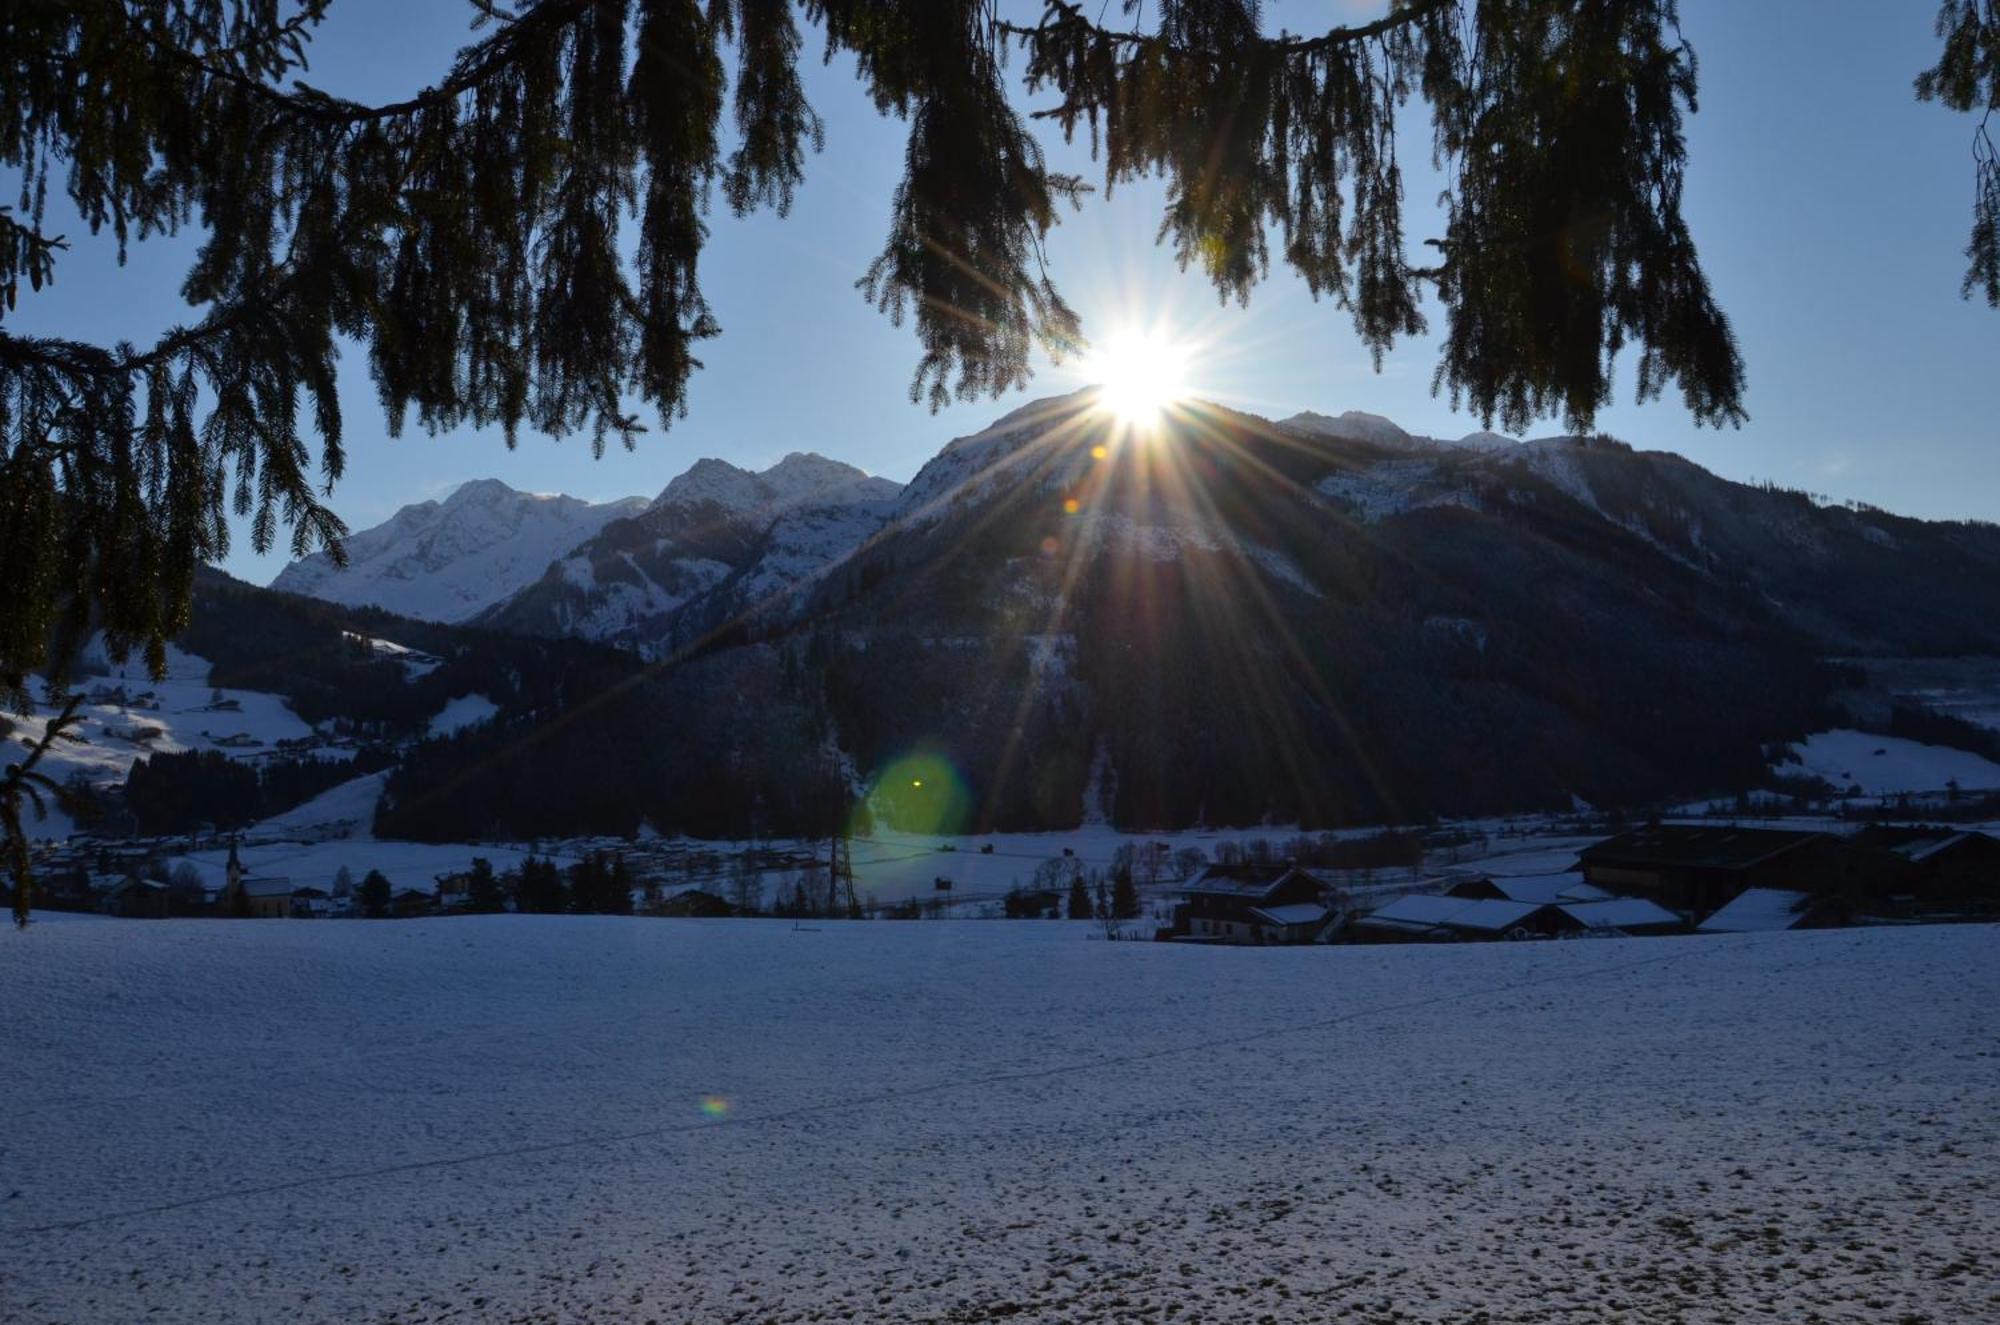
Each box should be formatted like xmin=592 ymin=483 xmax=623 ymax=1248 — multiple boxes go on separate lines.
xmin=272 ymin=479 xmax=647 ymax=623
xmin=12 ymin=641 xmax=329 ymax=841
xmin=481 ymin=452 xmax=901 ymax=653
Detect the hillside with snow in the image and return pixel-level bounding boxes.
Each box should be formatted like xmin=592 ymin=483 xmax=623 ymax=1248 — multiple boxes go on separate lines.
xmin=272 ymin=479 xmax=647 ymax=623
xmin=479 ymin=451 xmax=901 ymax=652
xmin=4 ymin=918 xmax=1992 ymax=1323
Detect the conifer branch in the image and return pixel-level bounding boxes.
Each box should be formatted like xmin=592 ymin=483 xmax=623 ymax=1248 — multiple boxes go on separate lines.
xmin=2 ymin=691 xmax=84 ymax=928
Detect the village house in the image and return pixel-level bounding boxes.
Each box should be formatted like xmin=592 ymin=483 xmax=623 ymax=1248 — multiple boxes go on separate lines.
xmin=100 ymin=876 xmax=170 ymax=919
xmin=654 ymin=888 xmax=734 ymax=918
xmin=1165 ymin=865 xmax=1339 ymax=944
xmin=390 ymin=886 xmax=436 ymax=918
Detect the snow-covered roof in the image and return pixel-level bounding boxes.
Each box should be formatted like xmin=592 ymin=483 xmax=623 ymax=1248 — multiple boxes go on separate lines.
xmin=1445 ymin=899 xmax=1545 ymax=931
xmin=1364 ymin=894 xmax=1471 ymax=927
xmin=1698 ymin=888 xmax=1810 ymax=933
xmin=1890 ymin=832 xmax=1973 ymax=864
xmin=237 ymin=877 xmax=296 ymax=897
xmin=1363 ymin=895 xmax=1543 ymax=931
xmin=1248 ymin=903 xmax=1330 ymax=927
xmin=1557 ymin=899 xmax=1682 ymax=931
xmin=1484 ymin=874 xmax=1610 ymax=904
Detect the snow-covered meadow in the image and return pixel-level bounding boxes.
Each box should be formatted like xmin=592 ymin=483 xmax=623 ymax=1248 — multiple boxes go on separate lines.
xmin=3 ymin=918 xmax=1993 ymax=1323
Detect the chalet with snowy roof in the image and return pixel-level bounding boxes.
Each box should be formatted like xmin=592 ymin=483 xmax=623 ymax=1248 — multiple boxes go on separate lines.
xmin=1578 ymin=825 xmax=1840 ymax=914
xmin=1166 ymin=865 xmax=1336 ymax=944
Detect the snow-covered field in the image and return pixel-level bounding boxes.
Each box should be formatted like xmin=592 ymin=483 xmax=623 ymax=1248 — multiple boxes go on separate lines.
xmin=4 ymin=918 xmax=1993 ymax=1324
xmin=1778 ymin=728 xmax=2000 ymax=795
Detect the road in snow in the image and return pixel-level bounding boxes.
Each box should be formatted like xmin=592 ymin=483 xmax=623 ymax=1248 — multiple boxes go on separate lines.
xmin=3 ymin=919 xmax=1993 ymax=1324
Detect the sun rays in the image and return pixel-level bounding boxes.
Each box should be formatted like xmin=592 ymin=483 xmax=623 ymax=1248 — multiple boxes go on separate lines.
xmin=1084 ymin=328 xmax=1192 ymax=429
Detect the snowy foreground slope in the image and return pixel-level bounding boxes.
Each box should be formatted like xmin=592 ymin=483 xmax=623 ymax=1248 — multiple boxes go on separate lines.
xmin=4 ymin=921 xmax=1994 ymax=1325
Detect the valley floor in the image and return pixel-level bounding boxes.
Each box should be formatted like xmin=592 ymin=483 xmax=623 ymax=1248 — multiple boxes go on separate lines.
xmin=3 ymin=918 xmax=1994 ymax=1324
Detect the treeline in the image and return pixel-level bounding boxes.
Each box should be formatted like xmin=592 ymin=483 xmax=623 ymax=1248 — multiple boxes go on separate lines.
xmin=411 ymin=853 xmax=636 ymax=917
xmin=376 ymin=643 xmax=863 ymax=841
xmin=124 ymin=747 xmax=396 ymax=834
xmin=1880 ymin=703 xmax=2000 ymax=766
xmin=182 ymin=569 xmax=643 ymax=737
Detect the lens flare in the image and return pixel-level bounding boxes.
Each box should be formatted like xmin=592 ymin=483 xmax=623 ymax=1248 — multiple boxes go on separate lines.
xmin=1085 ymin=328 xmax=1191 ymax=428
xmin=700 ymin=1095 xmax=730 ymax=1118
xmin=869 ymin=753 xmax=973 ymax=835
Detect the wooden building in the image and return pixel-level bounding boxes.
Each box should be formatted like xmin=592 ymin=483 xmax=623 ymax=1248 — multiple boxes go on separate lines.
xmin=101 ymin=877 xmax=170 ymax=919
xmin=1578 ymin=826 xmax=1838 ymax=914
xmin=655 ymin=888 xmax=734 ymax=917
xmin=1166 ymin=865 xmax=1335 ymax=944
xmin=1853 ymin=827 xmax=2000 ymax=917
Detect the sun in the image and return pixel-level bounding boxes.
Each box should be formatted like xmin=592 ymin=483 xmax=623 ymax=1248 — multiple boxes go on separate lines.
xmin=1085 ymin=328 xmax=1191 ymax=428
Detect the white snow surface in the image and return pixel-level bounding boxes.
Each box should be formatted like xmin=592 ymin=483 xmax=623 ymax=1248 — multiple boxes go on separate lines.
xmin=3 ymin=920 xmax=1993 ymax=1323
xmin=426 ymin=691 xmax=499 ymax=737
xmin=9 ymin=644 xmax=327 ymax=840
xmin=1778 ymin=728 xmax=2000 ymax=795
xmin=1700 ymin=887 xmax=1812 ymax=933
xmin=273 ymin=479 xmax=647 ymax=623
xmin=244 ymin=771 xmax=388 ymax=840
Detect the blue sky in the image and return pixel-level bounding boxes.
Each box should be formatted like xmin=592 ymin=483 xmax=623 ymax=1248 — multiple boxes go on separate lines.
xmin=12 ymin=1 xmax=1997 ymax=584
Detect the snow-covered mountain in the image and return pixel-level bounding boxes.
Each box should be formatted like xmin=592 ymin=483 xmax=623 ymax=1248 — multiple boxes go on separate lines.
xmin=478 ymin=452 xmax=901 ymax=651
xmin=272 ymin=479 xmax=647 ymax=623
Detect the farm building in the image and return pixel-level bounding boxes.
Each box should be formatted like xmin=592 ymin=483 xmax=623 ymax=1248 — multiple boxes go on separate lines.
xmin=1165 ymin=865 xmax=1337 ymax=944
xmin=1350 ymin=893 xmax=1684 ymax=942
xmin=1577 ymin=826 xmax=1848 ymax=914
xmin=1852 ymin=827 xmax=2000 ymax=916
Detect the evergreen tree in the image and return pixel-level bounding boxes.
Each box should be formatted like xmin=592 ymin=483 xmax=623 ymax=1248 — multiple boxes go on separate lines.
xmin=359 ymin=869 xmax=391 ymax=920
xmin=1111 ymin=865 xmax=1141 ymax=920
xmin=509 ymin=855 xmax=567 ymax=914
xmin=1067 ymin=873 xmax=1091 ymax=920
xmin=606 ymin=854 xmax=636 ymax=915
xmin=729 ymin=849 xmax=765 ymax=915
xmin=1917 ymin=2 xmax=2000 ymax=305
xmin=465 ymin=857 xmax=505 ymax=913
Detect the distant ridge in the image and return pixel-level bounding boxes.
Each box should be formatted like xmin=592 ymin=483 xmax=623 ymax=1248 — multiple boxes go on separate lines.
xmin=271 ymin=480 xmax=647 ymax=623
